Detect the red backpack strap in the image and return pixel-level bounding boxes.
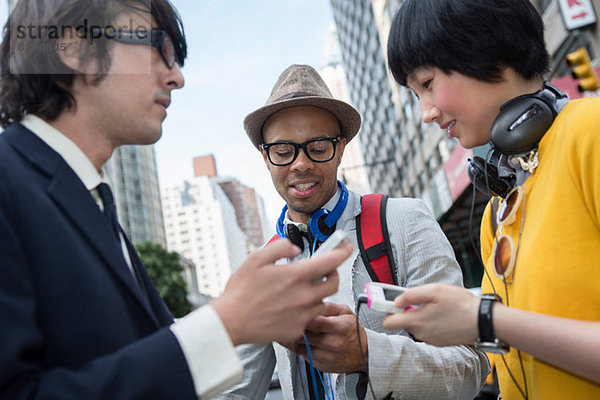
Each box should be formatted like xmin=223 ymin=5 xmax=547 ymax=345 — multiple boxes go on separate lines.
xmin=267 ymin=234 xmax=279 ymax=245
xmin=356 ymin=194 xmax=398 ymax=285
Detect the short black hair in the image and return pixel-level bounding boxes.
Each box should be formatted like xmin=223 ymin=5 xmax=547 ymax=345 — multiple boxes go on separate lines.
xmin=387 ymin=0 xmax=549 ymax=86
xmin=0 ymin=0 xmax=187 ymax=127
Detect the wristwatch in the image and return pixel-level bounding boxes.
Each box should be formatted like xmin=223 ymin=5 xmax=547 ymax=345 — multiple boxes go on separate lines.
xmin=475 ymin=293 xmax=509 ymax=354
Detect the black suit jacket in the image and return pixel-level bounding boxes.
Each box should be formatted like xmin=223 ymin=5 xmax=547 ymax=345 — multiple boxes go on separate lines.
xmin=0 ymin=124 xmax=196 ymax=399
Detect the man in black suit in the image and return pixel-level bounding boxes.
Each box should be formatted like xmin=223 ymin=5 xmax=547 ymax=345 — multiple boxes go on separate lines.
xmin=0 ymin=1 xmax=351 ymax=398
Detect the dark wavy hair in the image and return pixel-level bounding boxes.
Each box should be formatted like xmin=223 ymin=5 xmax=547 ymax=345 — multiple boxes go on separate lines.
xmin=0 ymin=0 xmax=187 ymax=127
xmin=387 ymin=0 xmax=549 ymax=86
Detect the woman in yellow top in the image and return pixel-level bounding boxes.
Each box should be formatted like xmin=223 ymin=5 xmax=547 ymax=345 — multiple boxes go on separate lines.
xmin=383 ymin=0 xmax=600 ymax=398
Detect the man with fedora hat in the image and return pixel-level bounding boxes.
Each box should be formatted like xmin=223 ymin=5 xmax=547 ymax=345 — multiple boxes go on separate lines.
xmin=218 ymin=64 xmax=488 ymax=399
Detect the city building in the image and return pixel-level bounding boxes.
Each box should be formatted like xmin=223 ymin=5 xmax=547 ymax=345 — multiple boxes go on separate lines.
xmin=162 ymin=176 xmax=247 ymax=297
xmin=193 ymin=154 xmax=218 ymax=178
xmin=178 ymin=254 xmax=211 ymax=308
xmin=104 ymin=145 xmax=167 ymax=247
xmin=216 ymin=177 xmax=270 ymax=252
xmin=193 ymin=154 xmax=270 ymax=252
xmin=329 ymin=0 xmax=406 ymax=198
xmin=320 ymin=23 xmax=371 ymax=195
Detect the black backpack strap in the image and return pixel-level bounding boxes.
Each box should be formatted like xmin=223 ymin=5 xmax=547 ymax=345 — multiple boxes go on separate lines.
xmin=356 ymin=194 xmax=398 ymax=286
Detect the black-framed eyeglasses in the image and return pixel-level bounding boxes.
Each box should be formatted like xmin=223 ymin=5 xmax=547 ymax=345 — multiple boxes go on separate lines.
xmin=261 ymin=137 xmax=341 ymax=166
xmin=106 ymin=29 xmax=177 ymax=69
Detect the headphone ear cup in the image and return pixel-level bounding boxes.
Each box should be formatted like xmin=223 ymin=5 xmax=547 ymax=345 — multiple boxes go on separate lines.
xmin=309 ymin=209 xmax=336 ymax=242
xmin=317 ymin=213 xmax=336 ymax=236
xmin=490 ymin=97 xmax=554 ymax=155
xmin=467 ymin=156 xmax=511 ymax=198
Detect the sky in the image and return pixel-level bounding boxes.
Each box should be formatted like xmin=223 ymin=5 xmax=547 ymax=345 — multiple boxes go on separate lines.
xmin=157 ymin=0 xmax=335 ymax=226
xmin=0 ymin=0 xmax=335 ymax=227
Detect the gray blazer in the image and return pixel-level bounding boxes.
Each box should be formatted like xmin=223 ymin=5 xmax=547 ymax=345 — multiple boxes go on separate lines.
xmin=217 ymin=190 xmax=489 ymax=400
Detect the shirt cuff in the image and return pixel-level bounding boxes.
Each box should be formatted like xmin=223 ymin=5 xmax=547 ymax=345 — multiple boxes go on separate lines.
xmin=170 ymin=305 xmax=243 ymax=398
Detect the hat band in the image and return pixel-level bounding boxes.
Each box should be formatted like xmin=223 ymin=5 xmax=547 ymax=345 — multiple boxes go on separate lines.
xmin=274 ymin=92 xmax=313 ymax=102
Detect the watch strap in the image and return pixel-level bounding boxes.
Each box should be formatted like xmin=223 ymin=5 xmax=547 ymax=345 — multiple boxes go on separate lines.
xmin=476 ymin=293 xmax=509 ymax=354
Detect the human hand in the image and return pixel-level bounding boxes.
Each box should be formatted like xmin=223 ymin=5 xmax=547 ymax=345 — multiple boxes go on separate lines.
xmin=280 ymin=302 xmax=368 ymax=373
xmin=382 ymin=284 xmax=479 ymax=346
xmin=211 ymin=238 xmax=353 ymax=346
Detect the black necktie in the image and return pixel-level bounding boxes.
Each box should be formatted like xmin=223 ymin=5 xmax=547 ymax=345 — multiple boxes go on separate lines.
xmin=97 ymin=183 xmax=121 ymax=243
xmin=96 ymin=183 xmax=148 ymax=297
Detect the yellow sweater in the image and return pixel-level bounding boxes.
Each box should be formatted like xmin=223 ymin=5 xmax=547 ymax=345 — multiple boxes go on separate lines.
xmin=480 ymin=97 xmax=600 ymax=399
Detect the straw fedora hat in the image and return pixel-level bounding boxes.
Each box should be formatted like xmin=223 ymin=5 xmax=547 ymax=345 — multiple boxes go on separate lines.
xmin=244 ymin=64 xmax=362 ymax=149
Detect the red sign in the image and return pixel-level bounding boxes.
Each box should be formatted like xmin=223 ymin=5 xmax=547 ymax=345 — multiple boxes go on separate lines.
xmin=443 ymin=145 xmax=474 ymax=201
xmin=550 ymin=67 xmax=600 ymax=99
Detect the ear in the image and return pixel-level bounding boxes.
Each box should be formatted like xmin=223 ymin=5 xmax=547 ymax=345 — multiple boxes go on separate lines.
xmin=335 ymin=137 xmax=347 ymax=167
xmin=56 ymin=27 xmax=89 ymax=73
xmin=260 ymin=146 xmax=271 ymax=169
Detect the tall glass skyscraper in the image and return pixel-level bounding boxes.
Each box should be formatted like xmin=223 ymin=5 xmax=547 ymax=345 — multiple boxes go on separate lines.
xmin=105 ymin=145 xmax=167 ymax=247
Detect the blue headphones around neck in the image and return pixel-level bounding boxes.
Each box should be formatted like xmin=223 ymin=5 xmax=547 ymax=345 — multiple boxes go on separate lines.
xmin=276 ymin=180 xmax=349 ymax=243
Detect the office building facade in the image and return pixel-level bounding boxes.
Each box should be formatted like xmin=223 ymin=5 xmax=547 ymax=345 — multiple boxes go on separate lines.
xmin=104 ymin=145 xmax=167 ymax=247
xmin=217 ymin=177 xmax=270 ymax=252
xmin=320 ymin=23 xmax=371 ymax=195
xmin=162 ymin=176 xmax=247 ymax=297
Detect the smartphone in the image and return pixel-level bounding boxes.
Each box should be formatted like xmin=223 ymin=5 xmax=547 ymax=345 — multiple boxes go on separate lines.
xmin=310 ymin=231 xmax=353 ymax=284
xmin=312 ymin=230 xmax=351 ymax=257
xmin=364 ymin=282 xmax=407 ymax=313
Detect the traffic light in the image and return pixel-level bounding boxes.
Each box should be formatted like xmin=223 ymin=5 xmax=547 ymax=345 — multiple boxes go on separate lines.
xmin=566 ymin=47 xmax=599 ymax=93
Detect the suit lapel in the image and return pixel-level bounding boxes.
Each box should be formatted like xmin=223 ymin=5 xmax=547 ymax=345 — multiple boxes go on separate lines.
xmin=4 ymin=124 xmax=160 ymax=327
xmin=121 ymin=232 xmax=172 ymax=326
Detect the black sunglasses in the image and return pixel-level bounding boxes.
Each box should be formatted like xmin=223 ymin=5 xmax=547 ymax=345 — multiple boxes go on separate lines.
xmin=106 ymin=29 xmax=177 ymax=69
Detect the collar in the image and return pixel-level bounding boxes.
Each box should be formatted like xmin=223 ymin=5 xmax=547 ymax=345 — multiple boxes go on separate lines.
xmin=321 ymin=186 xmax=342 ymax=212
xmin=21 ymin=114 xmax=106 ymax=190
xmin=283 ymin=217 xmax=309 ymax=232
xmin=282 ymin=185 xmax=343 ymax=228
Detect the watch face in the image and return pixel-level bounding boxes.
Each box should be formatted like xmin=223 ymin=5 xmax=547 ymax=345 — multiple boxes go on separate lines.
xmin=476 ymin=341 xmax=510 ymax=354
